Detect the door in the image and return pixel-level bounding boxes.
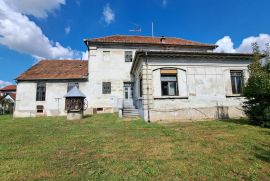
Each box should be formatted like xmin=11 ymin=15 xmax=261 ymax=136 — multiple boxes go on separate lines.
xmin=123 ymin=82 xmax=133 ymax=106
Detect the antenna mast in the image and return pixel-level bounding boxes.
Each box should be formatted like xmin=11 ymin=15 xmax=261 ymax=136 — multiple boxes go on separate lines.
xmin=151 ymin=22 xmax=154 ymax=37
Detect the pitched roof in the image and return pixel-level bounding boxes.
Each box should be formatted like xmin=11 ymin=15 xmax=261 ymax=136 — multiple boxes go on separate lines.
xmin=84 ymin=35 xmax=217 ymax=48
xmin=8 ymin=93 xmax=16 ymax=100
xmin=0 ymin=85 xmax=16 ymax=91
xmin=16 ymin=60 xmax=88 ymax=81
xmin=64 ymin=86 xmax=86 ymax=98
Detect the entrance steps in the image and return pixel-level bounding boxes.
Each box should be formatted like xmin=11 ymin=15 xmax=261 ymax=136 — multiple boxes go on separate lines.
xmin=123 ymin=105 xmax=140 ymax=117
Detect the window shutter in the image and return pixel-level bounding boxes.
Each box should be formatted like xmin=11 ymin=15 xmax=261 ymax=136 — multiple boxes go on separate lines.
xmin=224 ymin=69 xmax=232 ymax=96
xmin=152 ymin=69 xmax=161 ymax=97
xmin=177 ymin=69 xmax=188 ymax=97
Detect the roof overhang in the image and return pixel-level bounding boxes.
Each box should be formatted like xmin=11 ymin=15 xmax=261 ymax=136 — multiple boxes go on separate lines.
xmin=130 ymin=50 xmax=257 ymax=74
xmin=83 ymin=39 xmax=218 ymax=50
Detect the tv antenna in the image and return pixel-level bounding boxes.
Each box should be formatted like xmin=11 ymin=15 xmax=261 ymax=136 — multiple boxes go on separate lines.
xmin=129 ymin=23 xmax=141 ymax=33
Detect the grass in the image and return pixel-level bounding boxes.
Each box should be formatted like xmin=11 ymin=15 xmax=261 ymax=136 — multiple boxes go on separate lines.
xmin=0 ymin=114 xmax=269 ymax=181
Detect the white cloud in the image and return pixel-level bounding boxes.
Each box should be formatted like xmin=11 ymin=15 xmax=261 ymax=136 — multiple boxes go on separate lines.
xmin=64 ymin=26 xmax=71 ymax=34
xmin=82 ymin=51 xmax=88 ymax=60
xmin=214 ymin=36 xmax=236 ymax=53
xmin=3 ymin=0 xmax=65 ymax=18
xmin=0 ymin=0 xmax=84 ymax=60
xmin=103 ymin=3 xmax=115 ymax=25
xmin=161 ymin=0 xmax=167 ymax=8
xmin=0 ymin=80 xmax=12 ymax=88
xmin=214 ymin=34 xmax=270 ymax=53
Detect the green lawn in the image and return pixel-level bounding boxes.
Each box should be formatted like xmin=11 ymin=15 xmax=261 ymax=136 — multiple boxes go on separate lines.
xmin=0 ymin=114 xmax=269 ymax=181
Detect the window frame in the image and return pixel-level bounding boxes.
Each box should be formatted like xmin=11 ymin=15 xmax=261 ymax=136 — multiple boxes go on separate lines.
xmin=160 ymin=74 xmax=179 ymax=96
xmin=102 ymin=82 xmax=111 ymax=94
xmin=36 ymin=82 xmax=46 ymax=101
xmin=124 ymin=51 xmax=133 ymax=62
xmin=230 ymin=70 xmax=244 ymax=95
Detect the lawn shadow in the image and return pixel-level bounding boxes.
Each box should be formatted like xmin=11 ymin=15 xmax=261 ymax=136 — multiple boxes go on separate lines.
xmin=254 ymin=143 xmax=270 ymax=163
xmin=219 ymin=118 xmax=253 ymax=126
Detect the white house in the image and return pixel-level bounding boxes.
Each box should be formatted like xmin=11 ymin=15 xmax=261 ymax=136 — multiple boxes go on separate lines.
xmin=14 ymin=35 xmax=254 ymax=122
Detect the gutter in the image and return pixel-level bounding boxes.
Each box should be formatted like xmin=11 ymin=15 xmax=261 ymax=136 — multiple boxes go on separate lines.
xmin=145 ymin=52 xmax=150 ymax=123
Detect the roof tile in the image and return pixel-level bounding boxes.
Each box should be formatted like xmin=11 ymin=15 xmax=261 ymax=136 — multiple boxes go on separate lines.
xmin=16 ymin=60 xmax=88 ymax=80
xmin=85 ymin=35 xmax=216 ymax=48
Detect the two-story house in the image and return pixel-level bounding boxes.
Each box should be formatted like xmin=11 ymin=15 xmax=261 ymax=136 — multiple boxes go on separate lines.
xmin=14 ymin=35 xmax=253 ymax=122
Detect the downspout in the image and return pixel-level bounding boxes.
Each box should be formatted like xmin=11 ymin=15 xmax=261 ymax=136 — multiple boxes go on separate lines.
xmin=145 ymin=52 xmax=150 ymax=123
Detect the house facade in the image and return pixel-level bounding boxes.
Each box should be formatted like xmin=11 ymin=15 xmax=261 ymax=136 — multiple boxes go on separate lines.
xmin=14 ymin=35 xmax=253 ymax=122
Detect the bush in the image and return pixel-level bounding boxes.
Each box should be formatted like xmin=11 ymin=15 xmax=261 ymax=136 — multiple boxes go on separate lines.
xmin=243 ymin=43 xmax=270 ymax=127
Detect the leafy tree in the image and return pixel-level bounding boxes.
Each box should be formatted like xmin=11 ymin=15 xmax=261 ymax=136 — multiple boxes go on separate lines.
xmin=243 ymin=43 xmax=270 ymax=127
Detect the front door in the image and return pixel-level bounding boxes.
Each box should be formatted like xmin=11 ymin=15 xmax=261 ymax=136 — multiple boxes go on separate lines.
xmin=123 ymin=82 xmax=133 ymax=106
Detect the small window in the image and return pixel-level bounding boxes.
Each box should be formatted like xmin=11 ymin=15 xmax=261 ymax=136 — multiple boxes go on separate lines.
xmin=102 ymin=82 xmax=111 ymax=94
xmin=161 ymin=74 xmax=178 ymax=96
xmin=97 ymin=108 xmax=104 ymax=112
xmin=103 ymin=51 xmax=110 ymax=61
xmin=125 ymin=51 xmax=133 ymax=62
xmin=36 ymin=82 xmax=46 ymax=101
xmin=67 ymin=82 xmax=79 ymax=92
xmin=230 ymin=70 xmax=243 ymax=94
xmin=36 ymin=105 xmax=44 ymax=113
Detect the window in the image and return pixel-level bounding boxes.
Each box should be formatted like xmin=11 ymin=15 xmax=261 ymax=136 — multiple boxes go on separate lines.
xmin=67 ymin=82 xmax=79 ymax=92
xmin=161 ymin=74 xmax=178 ymax=96
xmin=36 ymin=82 xmax=46 ymax=101
xmin=102 ymin=82 xmax=111 ymax=94
xmin=125 ymin=51 xmax=133 ymax=62
xmin=103 ymin=51 xmax=110 ymax=61
xmin=230 ymin=70 xmax=243 ymax=94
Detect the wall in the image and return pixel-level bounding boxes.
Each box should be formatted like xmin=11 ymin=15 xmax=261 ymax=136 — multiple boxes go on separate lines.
xmin=85 ymin=43 xmax=214 ymax=113
xmin=133 ymin=57 xmax=251 ymax=122
xmin=14 ymin=81 xmax=88 ymax=117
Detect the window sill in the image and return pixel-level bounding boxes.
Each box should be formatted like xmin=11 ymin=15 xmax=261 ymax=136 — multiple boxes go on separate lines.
xmin=154 ymin=96 xmax=188 ymax=99
xmin=226 ymin=94 xmax=243 ymax=98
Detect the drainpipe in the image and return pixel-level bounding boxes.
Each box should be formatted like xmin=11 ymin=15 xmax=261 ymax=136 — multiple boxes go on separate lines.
xmin=145 ymin=52 xmax=150 ymax=123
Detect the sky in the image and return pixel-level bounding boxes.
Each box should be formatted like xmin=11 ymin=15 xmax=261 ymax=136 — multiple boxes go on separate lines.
xmin=0 ymin=0 xmax=270 ymax=87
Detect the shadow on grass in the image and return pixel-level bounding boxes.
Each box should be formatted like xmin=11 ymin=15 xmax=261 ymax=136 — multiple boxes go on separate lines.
xmin=254 ymin=144 xmax=270 ymax=163
xmin=219 ymin=118 xmax=253 ymax=126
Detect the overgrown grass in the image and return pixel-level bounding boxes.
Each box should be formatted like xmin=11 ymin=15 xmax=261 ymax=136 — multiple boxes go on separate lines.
xmin=0 ymin=114 xmax=269 ymax=180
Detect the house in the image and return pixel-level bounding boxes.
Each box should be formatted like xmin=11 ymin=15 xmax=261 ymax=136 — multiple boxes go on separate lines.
xmin=0 ymin=85 xmax=16 ymax=114
xmin=14 ymin=35 xmax=254 ymax=122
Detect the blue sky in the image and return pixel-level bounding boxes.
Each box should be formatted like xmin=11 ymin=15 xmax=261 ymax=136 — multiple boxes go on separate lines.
xmin=0 ymin=0 xmax=270 ymax=87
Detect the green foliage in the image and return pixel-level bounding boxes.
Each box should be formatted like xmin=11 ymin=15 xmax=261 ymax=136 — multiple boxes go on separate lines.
xmin=243 ymin=43 xmax=270 ymax=127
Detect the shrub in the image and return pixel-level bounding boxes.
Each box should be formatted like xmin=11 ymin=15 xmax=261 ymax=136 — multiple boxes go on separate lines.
xmin=243 ymin=43 xmax=270 ymax=127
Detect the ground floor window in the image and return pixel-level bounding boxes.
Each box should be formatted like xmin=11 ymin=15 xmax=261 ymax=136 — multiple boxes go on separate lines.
xmin=230 ymin=70 xmax=243 ymax=94
xmin=36 ymin=82 xmax=46 ymax=101
xmin=102 ymin=82 xmax=111 ymax=94
xmin=161 ymin=74 xmax=178 ymax=96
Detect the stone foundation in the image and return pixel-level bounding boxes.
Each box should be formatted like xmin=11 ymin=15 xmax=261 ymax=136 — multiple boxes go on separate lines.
xmin=149 ymin=106 xmax=245 ymax=122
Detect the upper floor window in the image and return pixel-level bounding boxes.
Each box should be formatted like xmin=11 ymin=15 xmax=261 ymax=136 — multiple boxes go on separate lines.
xmin=125 ymin=51 xmax=133 ymax=62
xmin=67 ymin=82 xmax=79 ymax=92
xmin=230 ymin=70 xmax=243 ymax=94
xmin=103 ymin=51 xmax=110 ymax=61
xmin=36 ymin=82 xmax=46 ymax=101
xmin=102 ymin=82 xmax=111 ymax=94
xmin=160 ymin=69 xmax=178 ymax=96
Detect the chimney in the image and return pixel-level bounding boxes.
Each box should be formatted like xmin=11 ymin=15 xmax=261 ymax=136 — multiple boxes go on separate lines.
xmin=160 ymin=36 xmax=166 ymax=43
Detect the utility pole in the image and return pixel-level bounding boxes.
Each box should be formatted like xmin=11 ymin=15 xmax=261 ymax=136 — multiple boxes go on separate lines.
xmin=151 ymin=22 xmax=154 ymax=37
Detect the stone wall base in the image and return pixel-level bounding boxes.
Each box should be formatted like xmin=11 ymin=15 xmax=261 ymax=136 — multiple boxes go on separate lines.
xmin=149 ymin=106 xmax=245 ymax=122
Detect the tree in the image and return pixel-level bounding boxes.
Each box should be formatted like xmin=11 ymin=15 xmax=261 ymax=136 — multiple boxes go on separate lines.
xmin=242 ymin=43 xmax=270 ymax=127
